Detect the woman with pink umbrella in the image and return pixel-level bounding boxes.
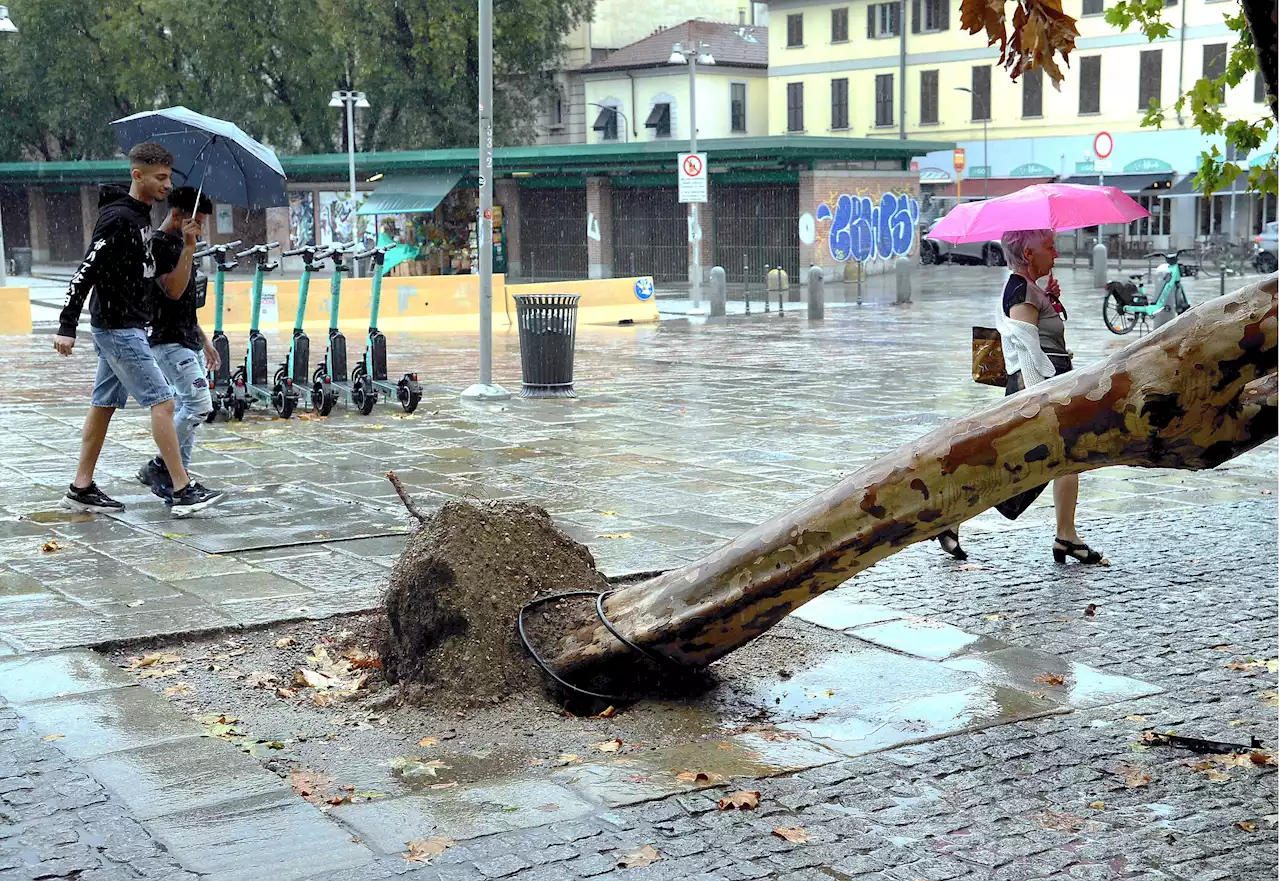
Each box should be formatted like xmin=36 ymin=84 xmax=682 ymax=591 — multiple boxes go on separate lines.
xmin=930 ymin=184 xmax=1149 ymax=565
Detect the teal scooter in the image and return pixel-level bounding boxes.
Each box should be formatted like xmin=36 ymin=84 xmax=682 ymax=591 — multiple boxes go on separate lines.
xmin=353 ymin=245 xmax=422 ymax=413
xmin=278 ymin=245 xmax=338 ymax=416
xmin=312 ymin=243 xmax=378 ymax=415
xmin=194 ymin=239 xmax=241 ymax=422
xmin=229 ymin=241 xmax=300 ymax=420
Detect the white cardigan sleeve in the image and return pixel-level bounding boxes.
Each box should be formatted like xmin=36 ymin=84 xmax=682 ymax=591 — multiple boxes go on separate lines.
xmin=997 ymin=315 xmax=1056 ymax=387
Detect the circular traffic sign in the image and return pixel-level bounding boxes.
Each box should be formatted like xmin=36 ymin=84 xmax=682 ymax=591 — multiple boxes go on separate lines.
xmin=634 ymin=277 xmax=655 ymax=301
xmin=1093 ymin=131 xmax=1113 ymax=159
xmin=798 ymin=212 xmax=816 ymax=245
xmin=682 ymin=154 xmax=703 ymax=177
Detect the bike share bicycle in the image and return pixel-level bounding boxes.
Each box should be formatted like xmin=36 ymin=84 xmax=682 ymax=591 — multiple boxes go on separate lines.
xmin=196 ymin=239 xmax=241 ymax=422
xmin=1102 ymin=250 xmax=1192 ymax=335
xmin=228 ymin=241 xmax=302 ymax=419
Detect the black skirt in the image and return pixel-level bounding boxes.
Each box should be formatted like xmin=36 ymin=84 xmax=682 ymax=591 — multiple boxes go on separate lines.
xmin=995 ymin=353 xmax=1073 ymax=520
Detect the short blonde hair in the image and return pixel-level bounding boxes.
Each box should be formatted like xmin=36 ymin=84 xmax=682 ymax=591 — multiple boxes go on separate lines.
xmin=1001 ymin=228 xmax=1054 ymax=270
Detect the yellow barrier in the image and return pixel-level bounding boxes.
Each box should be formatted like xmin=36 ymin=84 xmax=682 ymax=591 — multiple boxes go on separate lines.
xmin=197 ymin=274 xmax=659 ymax=334
xmin=0 ymin=287 xmax=32 ymax=336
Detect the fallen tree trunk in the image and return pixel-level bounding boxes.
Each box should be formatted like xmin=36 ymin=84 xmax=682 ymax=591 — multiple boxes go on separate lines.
xmin=546 ymin=277 xmax=1278 ymax=674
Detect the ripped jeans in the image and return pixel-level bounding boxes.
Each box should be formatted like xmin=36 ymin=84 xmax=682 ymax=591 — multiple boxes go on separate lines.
xmin=151 ymin=344 xmax=212 ymax=471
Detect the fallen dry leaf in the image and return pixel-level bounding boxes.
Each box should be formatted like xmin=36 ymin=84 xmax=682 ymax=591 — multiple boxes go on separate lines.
xmin=275 ymin=636 xmax=298 ymax=648
xmin=1088 ymin=800 xmax=1105 ymax=810
xmin=592 ymin=706 xmax=617 ymax=719
xmin=1035 ymin=811 xmax=1085 ymax=831
xmin=1204 ymin=768 xmax=1232 ymax=783
xmin=1125 ymin=715 xmax=1146 ymax=722
xmin=1118 ymin=765 xmax=1152 ymax=788
xmin=41 ymin=540 xmax=64 ymax=553
xmin=675 ymin=770 xmax=726 ymax=786
xmin=294 ymin=668 xmax=336 ymax=690
xmin=1250 ymin=750 xmax=1277 ymax=767
xmin=617 ymin=845 xmax=661 ymax=869
xmin=1235 ymin=820 xmax=1257 ymax=832
xmin=717 ymin=790 xmax=760 ymax=811
xmin=418 ymin=737 xmax=438 ymax=748
xmin=1226 ymin=658 xmax=1279 ymax=674
xmin=556 ymin=754 xmax=581 ymax=766
xmin=163 ymin=683 xmax=193 ymax=696
xmin=593 ymin=739 xmax=623 ymax=753
xmin=288 ymin=767 xmax=332 ymax=804
xmin=127 ymin=652 xmax=181 ymax=670
xmin=772 ymin=827 xmax=809 ymax=843
xmin=600 ymin=532 xmax=632 ymax=540
xmin=403 ymin=836 xmax=454 ymax=863
xmin=311 ymin=692 xmax=335 ymax=707
xmin=246 ymin=671 xmax=278 ymax=689
xmin=1034 ymin=673 xmax=1066 ymax=687
xmin=42 ymin=733 xmax=64 ymax=742
xmin=276 ymin=687 xmax=297 ymax=699
xmin=1263 ymin=692 xmax=1279 ymax=707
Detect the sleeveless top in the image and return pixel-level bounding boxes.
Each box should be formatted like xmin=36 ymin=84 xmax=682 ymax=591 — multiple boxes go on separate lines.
xmin=1001 ymin=273 xmax=1068 ymax=357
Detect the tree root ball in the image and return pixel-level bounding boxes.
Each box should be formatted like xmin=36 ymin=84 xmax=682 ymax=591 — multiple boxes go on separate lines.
xmin=380 ymin=500 xmax=608 ymax=709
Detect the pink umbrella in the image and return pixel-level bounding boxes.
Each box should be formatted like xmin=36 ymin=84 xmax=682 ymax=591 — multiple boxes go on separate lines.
xmin=927 ymin=183 xmax=1150 ymax=244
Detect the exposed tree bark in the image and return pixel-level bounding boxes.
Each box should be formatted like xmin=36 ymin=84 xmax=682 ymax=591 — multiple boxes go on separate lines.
xmin=546 ymin=278 xmax=1279 ymax=675
xmin=1242 ymin=0 xmax=1278 ymax=119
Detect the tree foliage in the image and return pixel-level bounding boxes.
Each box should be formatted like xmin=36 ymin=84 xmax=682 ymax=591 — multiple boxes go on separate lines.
xmin=0 ymin=0 xmax=593 ymax=161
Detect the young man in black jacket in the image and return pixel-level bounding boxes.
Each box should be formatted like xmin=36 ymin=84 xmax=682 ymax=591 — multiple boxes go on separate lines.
xmin=54 ymin=142 xmax=224 ymax=516
xmin=136 ymin=186 xmax=221 ymax=497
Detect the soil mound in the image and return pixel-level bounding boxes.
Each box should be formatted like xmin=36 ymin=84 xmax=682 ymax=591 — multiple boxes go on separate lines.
xmin=381 ymin=500 xmax=608 ymax=710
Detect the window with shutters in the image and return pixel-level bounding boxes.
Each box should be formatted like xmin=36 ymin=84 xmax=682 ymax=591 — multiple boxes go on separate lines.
xmin=787 ymin=82 xmax=804 ymax=132
xmin=787 ymin=13 xmax=803 ymax=46
xmin=875 ymin=74 xmax=894 ymax=127
xmin=831 ymin=78 xmax=849 ymax=129
xmin=920 ymin=70 xmax=939 ymax=124
xmin=866 ymin=2 xmax=900 ymax=37
xmin=911 ymin=0 xmax=948 ymax=32
xmin=1079 ymin=56 xmax=1101 ymax=114
xmin=972 ymin=65 xmax=991 ymax=120
xmin=1202 ymin=43 xmax=1226 ymax=105
xmin=1081 ymin=0 xmax=1103 ymax=14
xmin=1138 ymin=50 xmax=1162 ymax=110
xmin=831 ymin=7 xmax=849 ymax=41
xmin=730 ymin=83 xmax=747 ymax=132
xmin=1022 ymin=68 xmax=1043 ymax=117
xmin=644 ymin=102 xmax=671 ymax=138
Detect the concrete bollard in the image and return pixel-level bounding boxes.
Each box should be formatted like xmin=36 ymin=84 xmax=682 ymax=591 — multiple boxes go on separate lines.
xmin=894 ymin=257 xmax=912 ymax=304
xmin=1092 ymin=243 xmax=1108 ymax=288
xmin=807 ymin=266 xmax=824 ymax=320
xmin=708 ymin=266 xmax=726 ymax=318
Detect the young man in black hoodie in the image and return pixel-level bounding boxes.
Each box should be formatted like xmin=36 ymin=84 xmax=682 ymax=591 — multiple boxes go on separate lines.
xmin=54 ymin=142 xmax=224 ymax=516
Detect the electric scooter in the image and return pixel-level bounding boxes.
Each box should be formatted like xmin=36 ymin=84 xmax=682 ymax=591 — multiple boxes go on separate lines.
xmin=312 ymin=242 xmax=378 ymax=415
xmin=353 ymin=245 xmax=423 ymax=413
xmin=278 ymin=245 xmax=338 ymax=416
xmin=194 ymin=239 xmax=241 ymax=422
xmin=229 ymin=241 xmax=301 ymax=419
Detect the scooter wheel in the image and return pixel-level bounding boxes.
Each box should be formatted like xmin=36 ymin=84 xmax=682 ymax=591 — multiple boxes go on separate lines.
xmin=272 ymin=383 xmax=296 ymax=419
xmin=350 ymin=365 xmax=377 ymax=415
xmin=231 ymin=399 xmax=247 ymax=421
xmin=312 ymin=381 xmax=336 ymax=417
xmin=397 ymin=377 xmax=421 ymax=414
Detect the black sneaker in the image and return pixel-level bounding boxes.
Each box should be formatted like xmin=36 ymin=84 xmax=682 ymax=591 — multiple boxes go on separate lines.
xmin=170 ymin=482 xmax=226 ymax=517
xmin=137 ymin=457 xmax=173 ymax=498
xmin=62 ymin=482 xmax=125 ymax=513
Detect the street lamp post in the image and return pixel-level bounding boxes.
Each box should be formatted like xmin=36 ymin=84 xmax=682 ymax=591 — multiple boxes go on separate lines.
xmin=0 ymin=5 xmax=17 ymax=286
xmin=329 ymin=89 xmax=371 ymax=275
xmin=669 ymin=40 xmax=714 ymax=309
xmin=955 ymin=86 xmax=989 ymax=199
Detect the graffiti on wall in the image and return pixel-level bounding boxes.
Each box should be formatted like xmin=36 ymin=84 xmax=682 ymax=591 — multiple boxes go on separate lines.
xmin=815 ymin=191 xmax=920 ymax=263
xmin=288 ymin=192 xmax=315 ymax=249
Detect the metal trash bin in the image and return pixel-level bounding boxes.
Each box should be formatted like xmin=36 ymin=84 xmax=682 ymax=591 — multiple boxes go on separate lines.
xmin=512 ymin=293 xmax=580 ymax=398
xmin=11 ymin=247 xmax=32 ymax=276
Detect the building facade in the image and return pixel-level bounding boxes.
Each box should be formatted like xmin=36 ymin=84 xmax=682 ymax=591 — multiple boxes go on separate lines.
xmin=764 ymin=0 xmax=1276 ymax=247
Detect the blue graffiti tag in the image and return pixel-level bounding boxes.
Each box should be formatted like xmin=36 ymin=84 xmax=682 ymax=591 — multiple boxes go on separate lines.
xmin=816 ymin=192 xmax=920 ymax=263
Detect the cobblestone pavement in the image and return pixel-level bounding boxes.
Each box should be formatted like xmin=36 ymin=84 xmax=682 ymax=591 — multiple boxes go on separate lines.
xmin=0 ymin=266 xmax=1275 ymax=879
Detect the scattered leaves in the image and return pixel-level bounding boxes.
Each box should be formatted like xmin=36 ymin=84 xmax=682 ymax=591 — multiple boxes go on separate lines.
xmin=164 ymin=683 xmax=193 ymax=696
xmin=1034 ymin=673 xmax=1066 ymax=687
xmin=1235 ymin=820 xmax=1257 ymax=833
xmin=1226 ymin=658 xmax=1278 ymax=674
xmin=403 ymin=836 xmax=454 ymax=863
xmin=294 ymin=668 xmax=337 ymax=690
xmin=772 ymin=827 xmax=810 ymax=843
xmin=127 ymin=652 xmax=181 ymax=669
xmin=42 ymin=733 xmax=64 ymax=741
xmin=1125 ymin=715 xmax=1146 ymax=722
xmin=418 ymin=737 xmax=438 ymax=748
xmin=593 ymin=739 xmax=623 ymax=753
xmin=275 ymin=636 xmax=298 ymax=648
xmin=1117 ymin=765 xmax=1152 ymax=788
xmin=592 ymin=706 xmax=618 ymax=719
xmin=276 ymin=687 xmax=297 ymax=699
xmin=289 ymin=767 xmax=332 ymax=804
xmin=675 ymin=771 xmax=725 ymax=786
xmin=600 ymin=533 xmax=632 ymax=540
xmin=1263 ymin=691 xmax=1279 ymax=707
xmin=246 ymin=671 xmax=278 ymax=689
xmin=617 ymin=845 xmax=662 ymax=869
xmin=1035 ymin=811 xmax=1085 ymax=831
xmin=41 ymin=540 xmax=64 ymax=553
xmin=556 ymin=754 xmax=581 ymax=766
xmin=717 ymin=790 xmax=760 ymax=811
xmin=1088 ymin=801 xmax=1106 ymax=810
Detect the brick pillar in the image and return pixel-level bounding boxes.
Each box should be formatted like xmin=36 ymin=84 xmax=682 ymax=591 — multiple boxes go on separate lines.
xmin=80 ymin=186 xmax=97 ymax=251
xmin=798 ymin=171 xmax=820 ymax=281
xmin=27 ymin=187 xmax=49 ymax=263
xmin=586 ymin=176 xmax=613 ymax=279
xmin=495 ymin=178 xmax=522 ymax=279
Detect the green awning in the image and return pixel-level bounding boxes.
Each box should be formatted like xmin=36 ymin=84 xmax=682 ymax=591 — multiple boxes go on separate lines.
xmin=356 ymin=171 xmax=462 ymax=216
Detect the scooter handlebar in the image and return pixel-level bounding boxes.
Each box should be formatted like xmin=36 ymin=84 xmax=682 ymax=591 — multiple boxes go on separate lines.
xmin=353 ymin=245 xmax=392 ymax=260
xmin=194 ymin=239 xmax=242 ymax=260
xmin=234 ymin=241 xmax=281 ymax=259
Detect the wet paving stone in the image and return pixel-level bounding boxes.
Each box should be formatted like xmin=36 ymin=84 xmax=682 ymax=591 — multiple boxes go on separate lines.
xmin=170 ymin=571 xmax=312 ymax=604
xmin=14 ymin=686 xmax=203 ymax=759
xmin=850 ymin=616 xmax=1007 ymax=661
xmin=942 ymin=647 xmax=1164 ymax=709
xmin=788 ymin=595 xmax=907 ymax=631
xmin=145 ymin=791 xmax=374 ymax=881
xmin=0 ymin=649 xmax=135 ymax=703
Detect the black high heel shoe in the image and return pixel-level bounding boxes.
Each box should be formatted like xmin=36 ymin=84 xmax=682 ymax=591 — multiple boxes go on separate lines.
xmin=1053 ymin=537 xmax=1105 ymax=564
xmin=937 ymin=529 xmax=967 ymax=561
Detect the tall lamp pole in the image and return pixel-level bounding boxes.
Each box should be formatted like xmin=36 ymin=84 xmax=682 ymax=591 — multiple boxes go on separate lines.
xmin=955 ymin=86 xmax=989 ymax=199
xmin=669 ymin=40 xmax=714 ymax=309
xmin=462 ymin=0 xmax=510 ymax=401
xmin=0 ymin=5 xmax=18 ymax=286
xmin=329 ymin=89 xmax=371 ymax=274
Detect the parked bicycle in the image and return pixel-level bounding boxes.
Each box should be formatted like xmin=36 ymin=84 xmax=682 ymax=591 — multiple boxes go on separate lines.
xmin=1102 ymin=251 xmax=1192 ymax=335
xmin=1198 ymin=237 xmax=1249 ymax=277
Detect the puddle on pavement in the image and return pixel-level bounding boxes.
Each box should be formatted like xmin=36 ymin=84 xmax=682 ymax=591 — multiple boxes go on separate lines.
xmin=20 ymin=510 xmax=94 ymax=524
xmin=849 ymin=616 xmax=1008 ymax=661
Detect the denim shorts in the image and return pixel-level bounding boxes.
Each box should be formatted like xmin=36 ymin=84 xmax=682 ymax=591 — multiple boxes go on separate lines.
xmin=90 ymin=327 xmax=175 ymax=410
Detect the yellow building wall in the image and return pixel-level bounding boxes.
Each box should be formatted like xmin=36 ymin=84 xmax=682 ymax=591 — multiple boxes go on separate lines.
xmin=0 ymin=287 xmax=32 ymax=336
xmin=197 ymin=274 xmax=659 ymax=335
xmin=767 ymin=0 xmax=1258 ymax=142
